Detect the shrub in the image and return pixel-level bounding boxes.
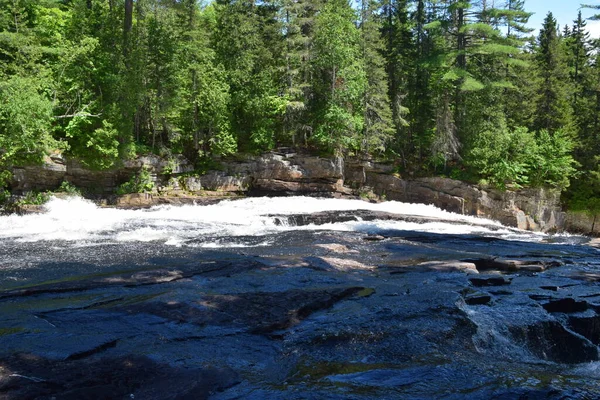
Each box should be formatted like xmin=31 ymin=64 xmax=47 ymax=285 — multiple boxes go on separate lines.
xmin=116 ymin=168 xmax=155 ymax=195
xmin=465 ymin=127 xmax=577 ymax=190
xmin=56 ymin=181 xmax=82 ymax=196
xmin=465 ymin=126 xmax=535 ymax=189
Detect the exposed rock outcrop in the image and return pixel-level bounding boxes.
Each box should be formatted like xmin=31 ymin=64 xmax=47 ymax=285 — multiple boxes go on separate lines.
xmin=564 ymin=211 xmax=600 ymax=235
xmin=3 ymin=216 xmax=600 ymax=398
xmin=345 ymin=160 xmax=564 ymax=232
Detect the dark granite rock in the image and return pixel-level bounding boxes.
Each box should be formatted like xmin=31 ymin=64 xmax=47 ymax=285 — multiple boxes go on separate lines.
xmin=464 ymin=293 xmax=493 ymax=305
xmin=542 ymin=298 xmax=589 ymax=313
xmin=0 ymin=354 xmax=239 ymax=400
xmin=568 ymin=315 xmax=600 ymax=345
xmin=469 ymin=276 xmax=513 ymax=287
xmin=509 ymin=320 xmax=599 ymax=364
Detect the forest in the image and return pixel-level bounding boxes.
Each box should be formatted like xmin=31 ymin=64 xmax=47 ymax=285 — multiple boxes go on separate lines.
xmin=1 ymin=0 xmax=600 ymax=211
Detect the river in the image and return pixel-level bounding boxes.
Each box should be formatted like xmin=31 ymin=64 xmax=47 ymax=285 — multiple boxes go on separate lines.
xmin=0 ymin=196 xmax=599 ymax=399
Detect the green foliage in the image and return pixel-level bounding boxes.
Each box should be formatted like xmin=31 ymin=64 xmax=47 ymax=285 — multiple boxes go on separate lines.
xmin=56 ymin=181 xmax=82 ymax=196
xmin=565 ymin=161 xmax=600 ymax=217
xmin=0 ymin=0 xmax=595 ymax=212
xmin=116 ymin=168 xmax=155 ymax=195
xmin=0 ymin=75 xmax=60 ymax=181
xmin=359 ymin=0 xmax=394 ymax=155
xmin=528 ymin=130 xmax=577 ymax=189
xmin=466 ymin=126 xmax=532 ymax=188
xmin=533 ymin=12 xmax=573 ymax=135
xmin=17 ymin=191 xmax=51 ymax=206
xmin=0 ymin=188 xmax=10 ymax=205
xmin=313 ymin=104 xmax=363 ymax=152
xmin=311 ymin=0 xmax=365 ymax=154
xmin=66 ymin=118 xmax=120 ymax=170
xmin=466 ymin=127 xmax=576 ymax=190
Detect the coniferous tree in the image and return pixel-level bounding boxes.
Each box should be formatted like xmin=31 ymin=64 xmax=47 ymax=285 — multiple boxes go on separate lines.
xmin=311 ymin=0 xmax=366 ymax=154
xmin=566 ymin=11 xmax=590 ymax=112
xmin=533 ymin=12 xmax=573 ymax=135
xmin=502 ymin=0 xmax=535 ymax=130
xmin=172 ymin=3 xmax=235 ymax=160
xmin=214 ymin=0 xmax=286 ymax=151
xmin=280 ymin=0 xmax=321 ymax=146
xmin=360 ymin=0 xmax=394 ymax=155
xmin=0 ymin=0 xmax=588 ymax=196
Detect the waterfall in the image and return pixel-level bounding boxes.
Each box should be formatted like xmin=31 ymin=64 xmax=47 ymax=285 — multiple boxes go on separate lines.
xmin=0 ymin=196 xmax=548 ymax=246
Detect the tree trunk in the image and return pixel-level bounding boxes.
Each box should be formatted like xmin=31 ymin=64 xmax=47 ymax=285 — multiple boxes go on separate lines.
xmin=457 ymin=7 xmax=466 ymax=70
xmin=123 ymin=0 xmax=134 ymax=58
xmin=193 ymin=70 xmax=199 ymax=151
xmin=332 ymin=66 xmax=336 ymax=99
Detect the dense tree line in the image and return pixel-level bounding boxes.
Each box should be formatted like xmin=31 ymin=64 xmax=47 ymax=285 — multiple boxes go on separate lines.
xmin=1 ymin=0 xmax=600 ymax=207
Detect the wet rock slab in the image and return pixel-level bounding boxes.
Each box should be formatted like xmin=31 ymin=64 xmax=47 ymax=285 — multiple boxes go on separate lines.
xmin=0 ymin=354 xmax=239 ymax=400
xmin=1 ymin=229 xmax=600 ymax=399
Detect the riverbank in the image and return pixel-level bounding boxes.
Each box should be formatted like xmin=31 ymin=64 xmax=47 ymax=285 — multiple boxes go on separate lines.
xmin=3 ymin=151 xmax=584 ymax=234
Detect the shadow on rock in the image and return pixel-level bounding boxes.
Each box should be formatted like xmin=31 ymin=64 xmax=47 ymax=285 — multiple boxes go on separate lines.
xmin=0 ymin=353 xmax=239 ymax=400
xmin=509 ymin=320 xmax=599 ymax=364
xmin=116 ymin=287 xmax=365 ymax=335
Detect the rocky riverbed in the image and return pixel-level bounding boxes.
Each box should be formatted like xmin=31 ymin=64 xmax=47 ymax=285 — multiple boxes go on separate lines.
xmin=0 ymin=197 xmax=599 ymax=399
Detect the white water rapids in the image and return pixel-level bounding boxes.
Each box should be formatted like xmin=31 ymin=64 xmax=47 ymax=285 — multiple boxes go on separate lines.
xmin=0 ymin=196 xmax=548 ymax=247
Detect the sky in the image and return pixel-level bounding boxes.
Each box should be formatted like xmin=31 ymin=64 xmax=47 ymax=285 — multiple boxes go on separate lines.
xmin=526 ymin=0 xmax=600 ymax=38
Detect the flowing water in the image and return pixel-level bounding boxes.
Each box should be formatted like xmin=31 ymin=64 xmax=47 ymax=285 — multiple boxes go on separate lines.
xmin=1 ymin=196 xmax=599 ymax=399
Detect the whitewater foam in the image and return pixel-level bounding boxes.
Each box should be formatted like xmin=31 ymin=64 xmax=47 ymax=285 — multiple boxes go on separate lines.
xmin=0 ymin=196 xmax=545 ymax=246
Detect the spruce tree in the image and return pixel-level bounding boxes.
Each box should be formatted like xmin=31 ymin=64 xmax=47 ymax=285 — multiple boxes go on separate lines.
xmin=533 ymin=12 xmax=573 ymax=135
xmin=279 ymin=0 xmax=322 ymax=147
xmin=567 ymin=11 xmax=590 ymax=111
xmin=359 ymin=0 xmax=394 ymax=156
xmin=214 ymin=0 xmax=285 ymax=151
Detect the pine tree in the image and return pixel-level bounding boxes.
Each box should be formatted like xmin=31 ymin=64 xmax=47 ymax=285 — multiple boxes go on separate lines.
xmin=425 ymin=0 xmax=528 ymax=167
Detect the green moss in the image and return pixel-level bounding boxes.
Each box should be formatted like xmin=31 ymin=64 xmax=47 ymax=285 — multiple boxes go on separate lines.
xmin=0 ymin=327 xmax=25 ymax=336
xmin=355 ymin=288 xmax=375 ymax=298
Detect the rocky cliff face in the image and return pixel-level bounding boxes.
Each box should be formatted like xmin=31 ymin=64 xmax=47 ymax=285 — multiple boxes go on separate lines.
xmin=9 ymin=152 xmax=565 ymax=232
xmin=564 ymin=211 xmax=600 ymax=235
xmin=344 ymin=161 xmax=564 ymax=232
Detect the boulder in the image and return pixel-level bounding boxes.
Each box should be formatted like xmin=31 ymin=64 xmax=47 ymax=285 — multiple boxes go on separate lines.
xmin=200 ymin=171 xmax=252 ymax=192
xmin=182 ymin=176 xmax=203 ymax=192
xmin=115 ymin=193 xmax=155 ymax=208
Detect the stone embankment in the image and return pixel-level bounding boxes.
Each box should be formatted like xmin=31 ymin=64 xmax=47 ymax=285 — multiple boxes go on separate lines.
xmin=9 ymin=151 xmax=576 ymax=233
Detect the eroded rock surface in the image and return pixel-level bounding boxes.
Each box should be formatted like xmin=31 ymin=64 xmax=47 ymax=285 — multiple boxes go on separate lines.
xmin=1 ymin=221 xmax=600 ymax=398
